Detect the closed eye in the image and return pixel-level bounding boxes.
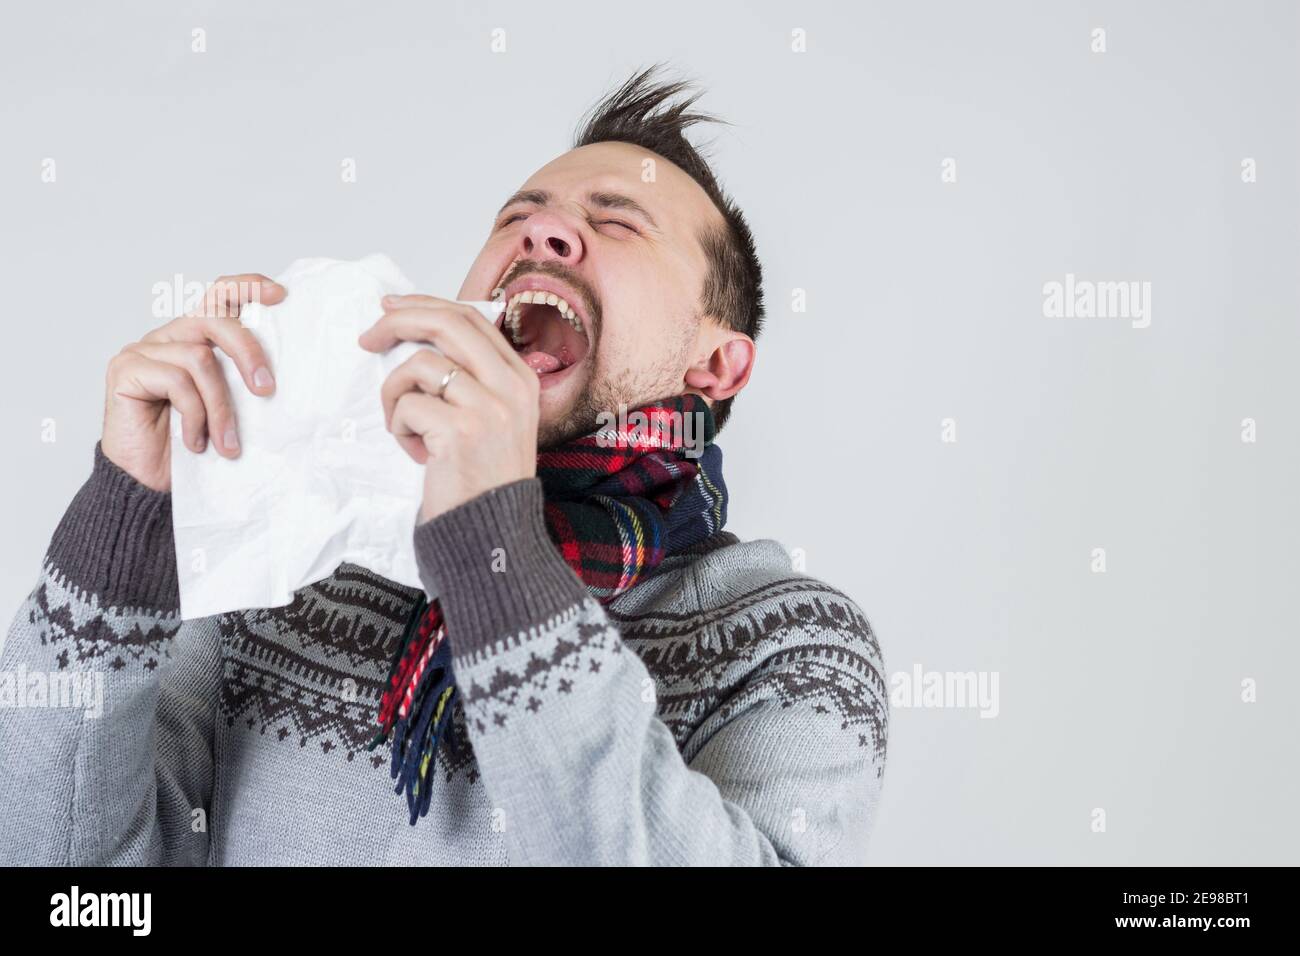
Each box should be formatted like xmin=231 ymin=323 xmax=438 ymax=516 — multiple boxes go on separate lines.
xmin=495 ymin=212 xmax=639 ymax=234
xmin=595 ymin=219 xmax=637 ymax=234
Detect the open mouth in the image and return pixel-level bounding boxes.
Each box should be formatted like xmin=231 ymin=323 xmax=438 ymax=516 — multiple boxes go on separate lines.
xmin=493 ymin=281 xmax=591 ymax=381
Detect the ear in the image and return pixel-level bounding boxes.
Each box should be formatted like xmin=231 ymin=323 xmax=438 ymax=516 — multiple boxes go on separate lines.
xmin=683 ymin=323 xmax=755 ymax=401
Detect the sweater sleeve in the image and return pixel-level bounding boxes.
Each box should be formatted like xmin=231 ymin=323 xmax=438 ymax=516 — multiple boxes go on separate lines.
xmin=0 ymin=442 xmax=220 ymax=866
xmin=413 ymin=478 xmax=888 ymax=866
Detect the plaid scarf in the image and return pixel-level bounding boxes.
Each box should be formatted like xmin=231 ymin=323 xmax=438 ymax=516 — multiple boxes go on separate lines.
xmin=368 ymin=393 xmax=727 ymax=824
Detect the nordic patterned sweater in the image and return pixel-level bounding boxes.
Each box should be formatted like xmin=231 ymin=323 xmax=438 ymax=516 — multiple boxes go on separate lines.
xmin=0 ymin=443 xmax=888 ymax=866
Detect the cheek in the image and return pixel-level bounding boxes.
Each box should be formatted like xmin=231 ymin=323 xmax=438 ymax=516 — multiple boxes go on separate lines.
xmin=624 ymin=286 xmax=693 ymax=359
xmin=457 ymin=238 xmax=513 ymax=298
xmin=612 ymin=261 xmax=675 ymax=333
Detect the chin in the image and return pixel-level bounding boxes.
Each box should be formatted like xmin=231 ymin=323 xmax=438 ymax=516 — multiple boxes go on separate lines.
xmin=535 ymin=365 xmax=607 ymax=448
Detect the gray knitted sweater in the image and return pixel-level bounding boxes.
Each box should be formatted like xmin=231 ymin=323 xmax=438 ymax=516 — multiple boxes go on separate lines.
xmin=0 ymin=443 xmax=888 ymax=866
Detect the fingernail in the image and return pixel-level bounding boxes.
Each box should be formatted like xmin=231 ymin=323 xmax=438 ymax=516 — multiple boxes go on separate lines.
xmin=195 ymin=432 xmax=206 ymax=452
xmin=253 ymin=365 xmax=274 ymax=389
xmin=224 ymin=427 xmax=239 ymax=452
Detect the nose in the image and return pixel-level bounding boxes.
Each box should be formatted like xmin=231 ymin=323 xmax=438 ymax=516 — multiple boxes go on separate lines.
xmin=519 ymin=210 xmax=584 ymax=264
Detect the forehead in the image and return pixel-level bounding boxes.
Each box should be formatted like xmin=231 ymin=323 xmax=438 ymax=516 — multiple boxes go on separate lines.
xmin=517 ymin=141 xmax=721 ymax=235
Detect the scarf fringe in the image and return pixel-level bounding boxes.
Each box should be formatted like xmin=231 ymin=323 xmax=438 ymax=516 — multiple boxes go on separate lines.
xmin=368 ymin=593 xmax=459 ymax=825
xmin=391 ymin=639 xmax=456 ymax=824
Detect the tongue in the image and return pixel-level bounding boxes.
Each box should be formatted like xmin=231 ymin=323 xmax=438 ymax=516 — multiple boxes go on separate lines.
xmin=521 ymin=350 xmax=564 ymax=375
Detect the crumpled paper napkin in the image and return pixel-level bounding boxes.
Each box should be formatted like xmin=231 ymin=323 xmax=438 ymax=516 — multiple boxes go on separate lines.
xmin=169 ymin=253 xmax=502 ymax=620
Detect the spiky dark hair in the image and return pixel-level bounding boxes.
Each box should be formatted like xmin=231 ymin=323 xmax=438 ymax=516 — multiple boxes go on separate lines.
xmin=573 ymin=65 xmax=764 ymax=432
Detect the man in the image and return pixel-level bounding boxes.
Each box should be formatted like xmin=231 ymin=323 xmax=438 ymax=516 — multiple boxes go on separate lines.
xmin=0 ymin=67 xmax=888 ymax=865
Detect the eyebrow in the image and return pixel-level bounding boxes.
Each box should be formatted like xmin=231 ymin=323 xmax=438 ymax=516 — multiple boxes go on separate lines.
xmin=496 ymin=188 xmax=659 ymax=229
xmin=587 ymin=191 xmax=659 ymax=229
xmin=497 ymin=189 xmax=550 ymax=215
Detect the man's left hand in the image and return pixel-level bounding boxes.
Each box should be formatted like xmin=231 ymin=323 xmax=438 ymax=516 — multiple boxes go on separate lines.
xmin=358 ymin=294 xmax=539 ymax=523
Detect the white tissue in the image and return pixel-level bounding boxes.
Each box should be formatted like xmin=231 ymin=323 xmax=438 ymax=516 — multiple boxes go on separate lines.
xmin=169 ymin=254 xmax=503 ymax=620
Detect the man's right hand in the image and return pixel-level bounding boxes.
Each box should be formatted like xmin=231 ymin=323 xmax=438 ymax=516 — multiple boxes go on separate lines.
xmin=102 ymin=274 xmax=285 ymax=492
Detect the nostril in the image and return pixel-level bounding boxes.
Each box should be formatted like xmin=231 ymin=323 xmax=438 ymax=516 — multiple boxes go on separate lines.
xmin=547 ymin=237 xmax=570 ymax=257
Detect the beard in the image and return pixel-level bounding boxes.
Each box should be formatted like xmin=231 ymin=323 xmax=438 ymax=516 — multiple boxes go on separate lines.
xmin=537 ymin=381 xmax=615 ymax=450
xmin=536 ymin=351 xmax=690 ymax=451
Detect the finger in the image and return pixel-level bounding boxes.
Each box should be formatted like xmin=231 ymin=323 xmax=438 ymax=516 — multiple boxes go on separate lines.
xmin=394 ymin=431 xmax=427 ymax=464
xmin=124 ymin=342 xmax=243 ymax=456
xmin=390 ymin=391 xmax=453 ymax=462
xmin=141 ymin=313 xmax=275 ymax=398
xmin=380 ymin=350 xmax=491 ymax=428
xmin=108 ymin=351 xmax=209 ymax=453
xmin=369 ymin=295 xmax=519 ymax=366
xmin=379 ymin=294 xmax=522 ymax=369
xmin=359 ymin=306 xmax=522 ymax=393
xmin=191 ymin=273 xmax=287 ymax=321
xmin=380 ymin=293 xmax=456 ymax=311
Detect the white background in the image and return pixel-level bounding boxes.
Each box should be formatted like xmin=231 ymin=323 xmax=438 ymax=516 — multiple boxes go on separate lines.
xmin=1 ymin=1 xmax=1296 ymax=864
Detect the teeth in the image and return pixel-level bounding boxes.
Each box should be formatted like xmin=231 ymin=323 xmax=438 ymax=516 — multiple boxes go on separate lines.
xmin=501 ymin=289 xmax=585 ymax=335
xmin=506 ymin=309 xmax=523 ymax=342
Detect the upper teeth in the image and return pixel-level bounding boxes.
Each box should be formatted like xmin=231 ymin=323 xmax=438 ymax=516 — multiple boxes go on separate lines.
xmin=501 ymin=289 xmax=583 ymax=341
